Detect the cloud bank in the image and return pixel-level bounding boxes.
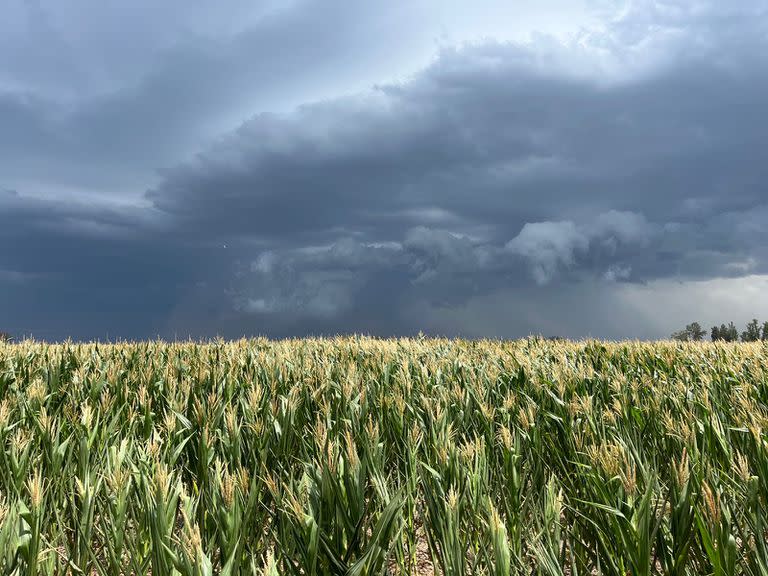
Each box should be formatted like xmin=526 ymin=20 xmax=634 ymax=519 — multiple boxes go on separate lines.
xmin=2 ymin=0 xmax=768 ymax=339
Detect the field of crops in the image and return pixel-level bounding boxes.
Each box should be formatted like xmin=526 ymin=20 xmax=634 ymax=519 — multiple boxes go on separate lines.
xmin=0 ymin=337 xmax=767 ymax=575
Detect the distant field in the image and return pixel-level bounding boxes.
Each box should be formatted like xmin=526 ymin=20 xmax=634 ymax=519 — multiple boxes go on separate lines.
xmin=0 ymin=338 xmax=767 ymax=575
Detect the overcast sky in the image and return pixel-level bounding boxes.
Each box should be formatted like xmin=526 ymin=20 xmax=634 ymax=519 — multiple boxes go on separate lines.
xmin=2 ymin=0 xmax=768 ymax=341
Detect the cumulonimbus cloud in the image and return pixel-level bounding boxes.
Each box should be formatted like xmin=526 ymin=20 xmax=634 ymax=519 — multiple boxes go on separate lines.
xmin=4 ymin=0 xmax=768 ymax=339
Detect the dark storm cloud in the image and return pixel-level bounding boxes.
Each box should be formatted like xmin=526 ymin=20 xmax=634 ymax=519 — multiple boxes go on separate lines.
xmin=0 ymin=189 xmax=193 ymax=339
xmin=0 ymin=189 xmax=155 ymax=240
xmin=0 ymin=0 xmax=448 ymax=192
xmin=4 ymin=0 xmax=768 ymax=340
xmin=142 ymin=0 xmax=768 ymax=337
xmin=149 ymin=10 xmax=768 ymax=244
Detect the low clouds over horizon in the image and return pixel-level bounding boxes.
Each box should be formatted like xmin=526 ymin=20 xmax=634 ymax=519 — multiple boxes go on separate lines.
xmin=2 ymin=0 xmax=768 ymax=340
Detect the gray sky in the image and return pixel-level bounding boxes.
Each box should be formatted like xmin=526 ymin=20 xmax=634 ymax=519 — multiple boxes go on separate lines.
xmin=2 ymin=0 xmax=768 ymax=340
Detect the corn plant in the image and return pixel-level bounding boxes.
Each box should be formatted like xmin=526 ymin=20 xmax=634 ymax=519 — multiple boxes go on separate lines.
xmin=0 ymin=336 xmax=765 ymax=575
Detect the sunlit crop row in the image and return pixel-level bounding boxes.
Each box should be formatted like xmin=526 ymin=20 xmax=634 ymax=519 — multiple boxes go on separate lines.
xmin=0 ymin=337 xmax=766 ymax=574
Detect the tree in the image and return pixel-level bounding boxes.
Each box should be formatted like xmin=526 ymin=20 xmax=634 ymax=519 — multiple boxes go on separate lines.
xmin=711 ymin=323 xmax=738 ymax=342
xmin=741 ymin=318 xmax=761 ymax=342
xmin=687 ymin=322 xmax=706 ymax=341
xmin=762 ymin=321 xmax=768 ymax=341
xmin=672 ymin=322 xmax=706 ymax=341
xmin=723 ymin=322 xmax=739 ymax=342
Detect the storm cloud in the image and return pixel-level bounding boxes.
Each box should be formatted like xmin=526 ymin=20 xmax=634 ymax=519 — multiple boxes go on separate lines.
xmin=2 ymin=0 xmax=768 ymax=340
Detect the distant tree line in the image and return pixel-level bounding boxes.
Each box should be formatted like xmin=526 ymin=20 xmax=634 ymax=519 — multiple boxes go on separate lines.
xmin=671 ymin=319 xmax=768 ymax=342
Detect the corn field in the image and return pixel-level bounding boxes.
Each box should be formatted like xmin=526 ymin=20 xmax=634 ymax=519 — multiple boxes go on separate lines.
xmin=0 ymin=337 xmax=767 ymax=575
